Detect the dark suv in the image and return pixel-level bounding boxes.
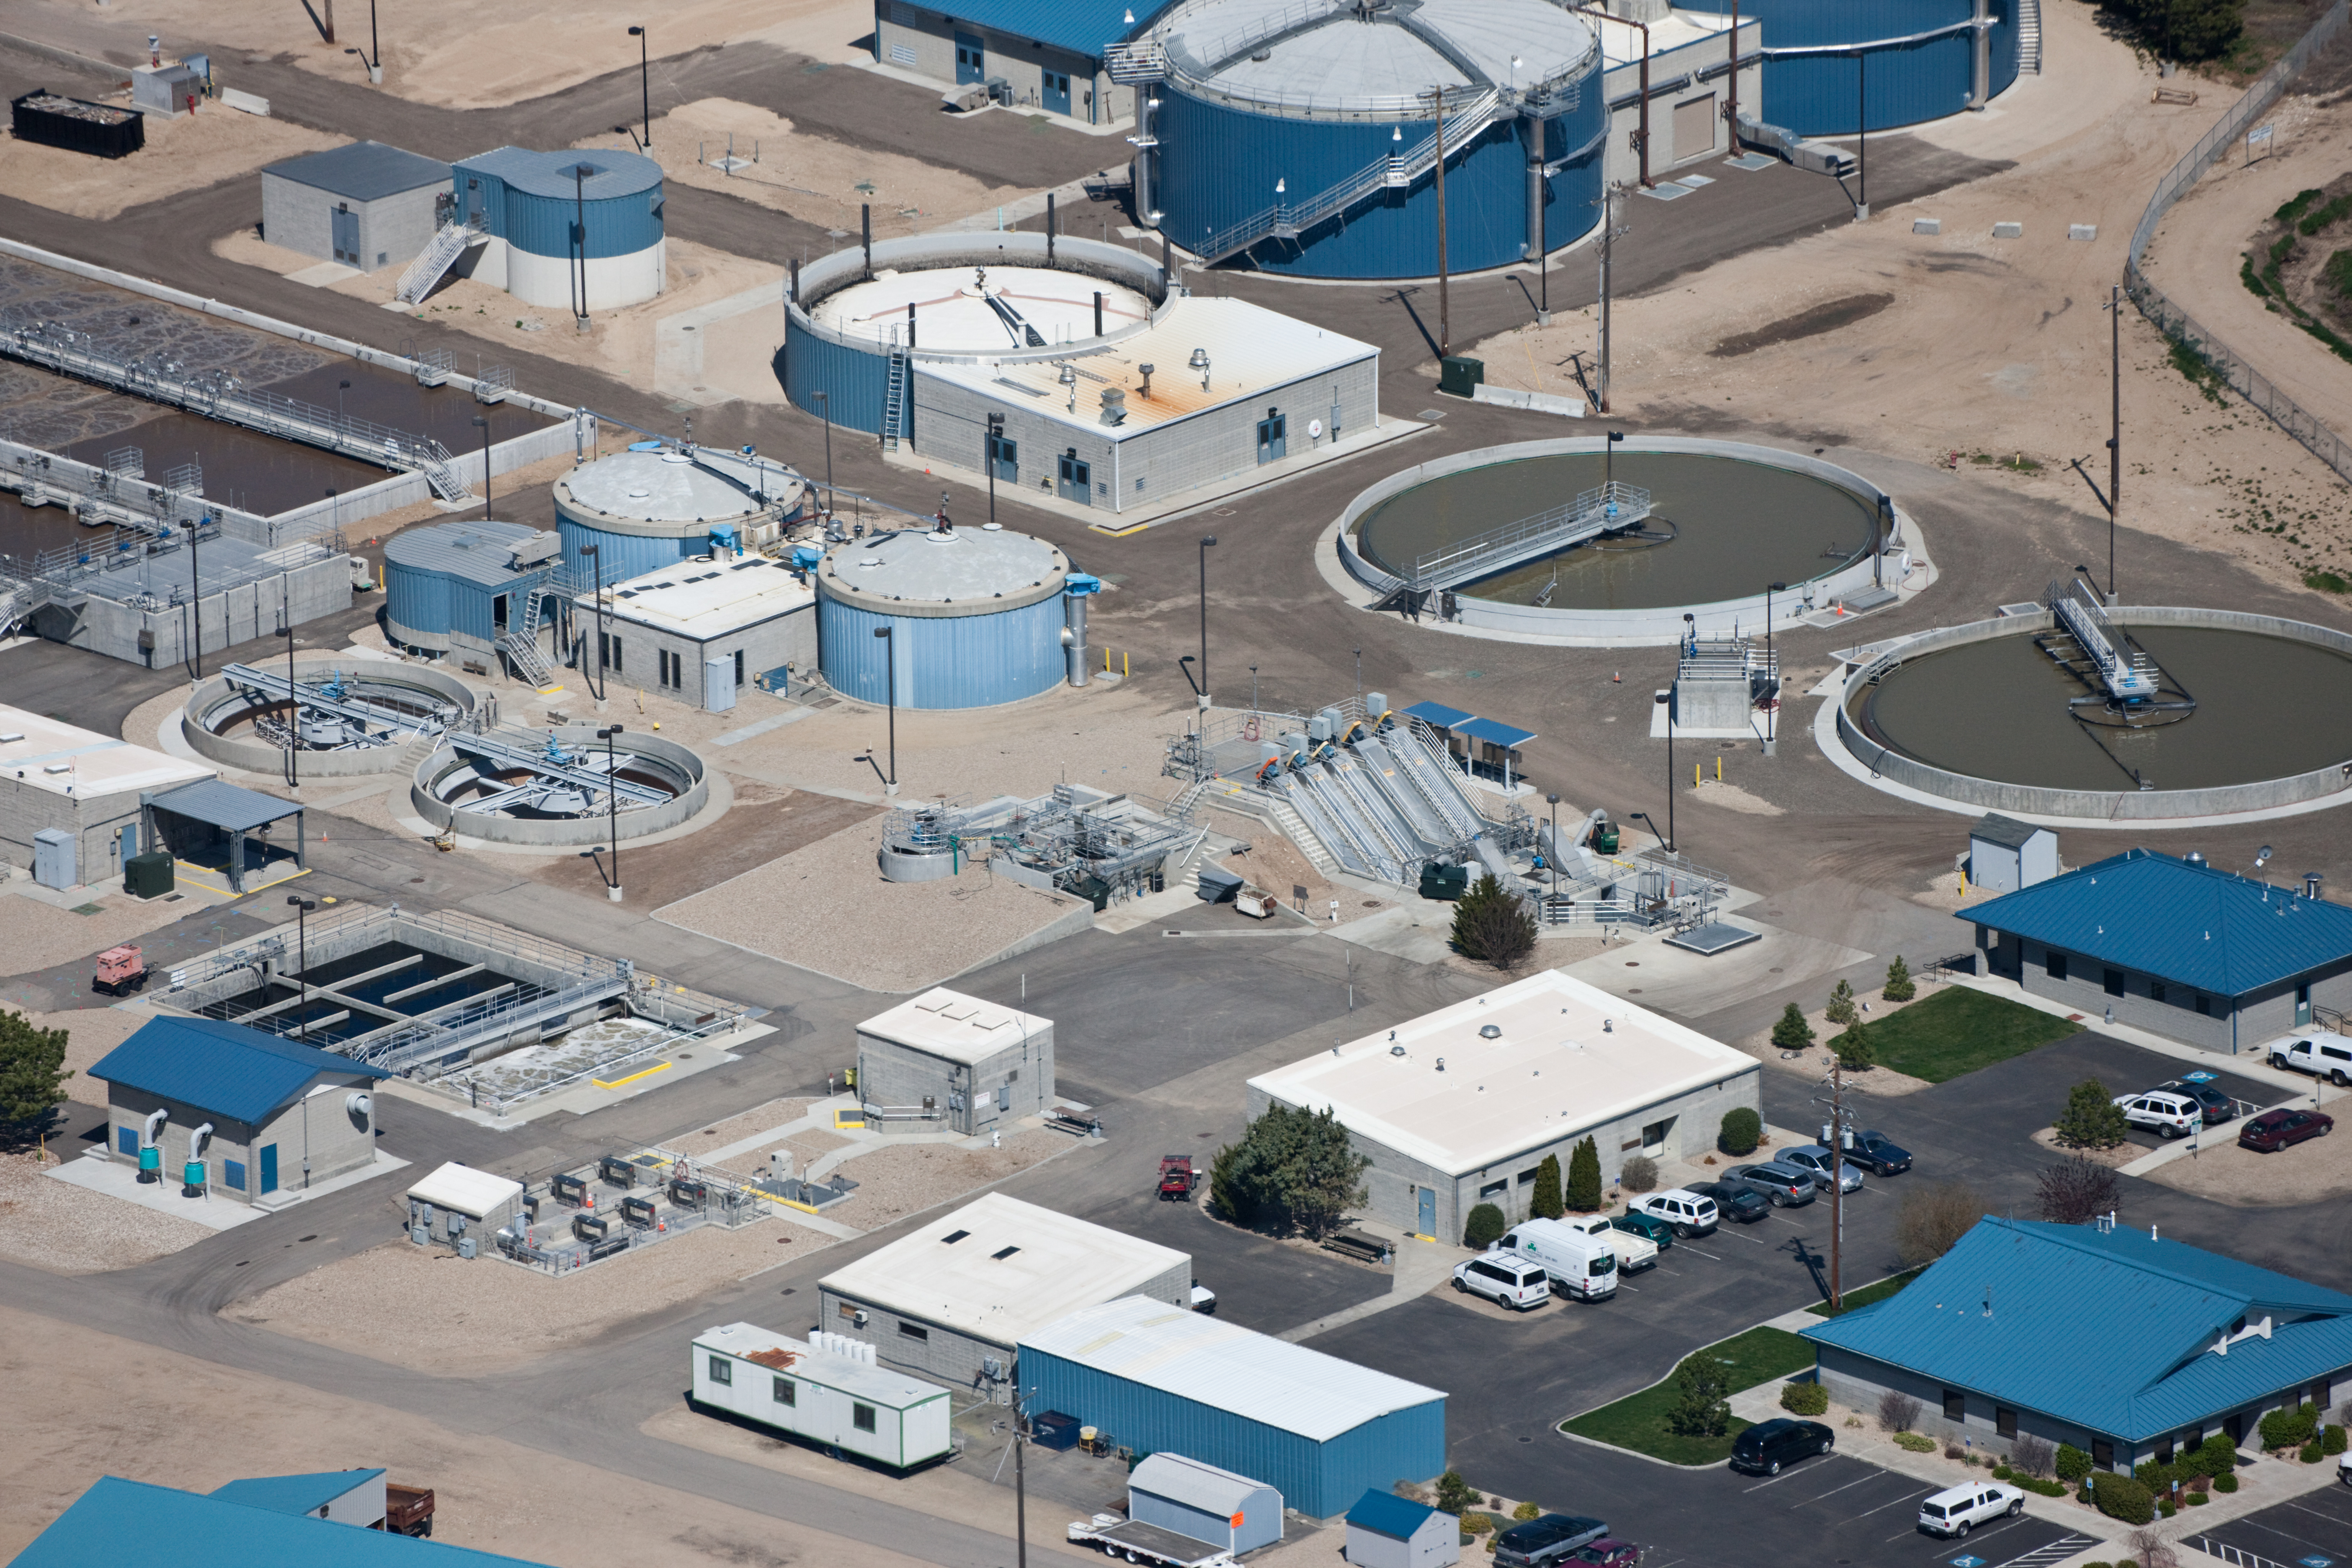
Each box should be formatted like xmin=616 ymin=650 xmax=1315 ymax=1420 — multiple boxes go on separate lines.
xmin=1848 ymin=1130 xmax=1914 ymax=1176
xmin=1493 ymin=1514 xmax=1610 ymax=1568
xmin=1729 ymin=1418 xmax=1834 ymax=1476
xmin=1687 ymin=1179 xmax=1770 ymax=1223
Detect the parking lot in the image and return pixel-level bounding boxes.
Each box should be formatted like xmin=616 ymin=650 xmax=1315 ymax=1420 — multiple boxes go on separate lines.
xmin=2191 ymin=1477 xmax=2352 ymax=1568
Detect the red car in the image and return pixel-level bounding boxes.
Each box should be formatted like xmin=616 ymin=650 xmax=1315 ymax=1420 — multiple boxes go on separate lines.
xmin=1568 ymin=1540 xmax=1642 ymax=1568
xmin=2238 ymin=1107 xmax=2334 ymax=1152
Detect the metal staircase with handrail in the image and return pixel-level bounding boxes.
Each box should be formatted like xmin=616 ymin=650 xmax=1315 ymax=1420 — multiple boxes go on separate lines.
xmin=395 ymin=217 xmax=486 ymax=305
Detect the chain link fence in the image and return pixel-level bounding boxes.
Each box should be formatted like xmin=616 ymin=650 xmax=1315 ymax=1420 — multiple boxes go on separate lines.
xmin=2125 ymin=0 xmax=2352 ymax=484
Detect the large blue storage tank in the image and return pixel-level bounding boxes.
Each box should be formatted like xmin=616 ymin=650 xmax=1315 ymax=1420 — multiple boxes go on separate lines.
xmin=383 ymin=520 xmax=555 ymax=654
xmin=1679 ymin=0 xmax=2017 ymax=134
xmin=1144 ymin=0 xmax=1605 ymax=278
xmin=452 ymin=146 xmax=665 ymax=310
xmin=816 ymin=523 xmax=1073 ymax=709
xmin=1018 ymin=1297 xmax=1446 ymax=1519
xmin=554 ymin=446 xmax=792 ymax=583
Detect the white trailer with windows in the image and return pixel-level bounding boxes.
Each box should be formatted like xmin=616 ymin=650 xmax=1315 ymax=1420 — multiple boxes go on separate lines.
xmin=691 ymin=1323 xmax=953 ymax=1470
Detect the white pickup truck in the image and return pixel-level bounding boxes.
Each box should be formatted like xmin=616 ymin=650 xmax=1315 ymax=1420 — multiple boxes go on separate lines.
xmin=2267 ymin=1036 xmax=2352 ymax=1086
xmin=1557 ymin=1212 xmax=1659 ymax=1272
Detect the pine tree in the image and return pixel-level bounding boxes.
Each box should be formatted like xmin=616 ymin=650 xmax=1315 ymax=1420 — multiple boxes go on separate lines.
xmin=1831 ymin=1022 xmax=1876 ymax=1070
xmin=1883 ymin=955 xmax=1916 ymax=1002
xmin=1451 ymin=874 xmax=1537 ymax=969
xmin=2053 ymin=1077 xmax=2131 ymax=1150
xmin=1531 ymin=1153 xmax=1564 ymax=1219
xmin=1565 ymin=1135 xmax=1603 ymax=1212
xmin=1824 ymin=979 xmax=1858 ymax=1027
xmin=1770 ymin=1003 xmax=1817 ymax=1053
xmin=0 ymin=1010 xmax=70 ymax=1141
xmin=1665 ymin=1352 xmax=1731 ymax=1437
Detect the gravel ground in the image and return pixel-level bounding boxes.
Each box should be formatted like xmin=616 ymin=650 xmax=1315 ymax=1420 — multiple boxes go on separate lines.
xmin=22 ymin=1006 xmax=145 ymax=1083
xmin=830 ymin=1129 xmax=1067 ymax=1230
xmin=667 ymin=1097 xmax=818 ymax=1159
xmin=655 ymin=819 xmax=1086 ymax=991
xmin=785 ymin=1129 xmax=849 ymax=1163
xmin=0 ymin=890 xmax=206 ymax=987
xmin=2143 ymin=1122 xmax=2352 ymax=1204
xmin=0 ymin=1152 xmax=212 ymax=1274
xmin=234 ymin=1212 xmax=838 ymax=1375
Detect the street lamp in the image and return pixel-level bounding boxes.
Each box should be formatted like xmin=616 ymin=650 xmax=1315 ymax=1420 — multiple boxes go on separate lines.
xmin=1545 ymin=791 xmax=1560 ymax=917
xmin=285 ymin=895 xmax=318 ymax=1042
xmin=627 ymin=26 xmax=650 ymax=150
xmin=579 ymin=543 xmax=605 ymax=701
xmin=1656 ymin=691 xmax=1674 ymax=853
xmin=336 ymin=378 xmax=351 ymax=425
xmin=985 ymin=412 xmax=1003 ymax=528
xmin=1764 ymin=580 xmax=1787 ymax=753
xmin=872 ymin=626 xmax=897 ymax=793
xmin=281 ymin=578 xmax=304 ymax=791
xmin=597 ymin=725 xmax=625 ymax=900
xmin=471 ymin=414 xmax=492 ymax=521
xmin=368 ymin=0 xmax=381 ymax=75
xmin=1196 ymin=535 xmax=1217 ymax=710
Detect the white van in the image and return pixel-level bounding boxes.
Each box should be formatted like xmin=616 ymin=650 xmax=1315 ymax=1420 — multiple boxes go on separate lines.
xmin=1498 ymin=1218 xmax=1620 ymax=1301
xmin=1555 ymin=1211 xmax=1659 ymax=1272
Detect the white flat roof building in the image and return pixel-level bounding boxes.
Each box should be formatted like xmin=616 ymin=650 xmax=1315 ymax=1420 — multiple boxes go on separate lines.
xmin=861 ymin=987 xmax=1052 ymax=1066
xmin=1247 ymin=969 xmax=1759 ymax=1243
xmin=0 ymin=703 xmax=214 ymax=889
xmin=573 ymin=555 xmax=817 ymax=712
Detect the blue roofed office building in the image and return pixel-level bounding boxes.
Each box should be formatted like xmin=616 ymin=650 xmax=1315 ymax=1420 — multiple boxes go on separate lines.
xmin=90 ymin=1015 xmax=390 ymax=1208
xmin=1803 ymin=1218 xmax=2352 ymax=1472
xmin=872 ymin=0 xmax=1172 ymax=123
xmin=1964 ymin=848 xmax=2352 ymax=1054
xmin=15 ymin=1476 xmax=539 ymax=1566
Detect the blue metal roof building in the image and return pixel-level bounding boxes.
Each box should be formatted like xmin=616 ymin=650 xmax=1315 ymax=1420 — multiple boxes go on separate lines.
xmin=15 ymin=1477 xmax=544 ymax=1567
xmin=93 ymin=1016 xmax=391 ymax=1127
xmin=384 ymin=521 xmax=557 ymax=662
xmin=1803 ymin=1218 xmax=2352 ymax=1470
xmin=1962 ymin=849 xmax=2352 ymax=1055
xmin=1344 ymin=1490 xmax=1459 ymax=1568
xmin=211 ymin=1469 xmax=386 ymax=1522
xmin=452 ymin=146 xmax=665 ymax=310
xmin=1019 ymin=1295 xmax=1446 ymax=1519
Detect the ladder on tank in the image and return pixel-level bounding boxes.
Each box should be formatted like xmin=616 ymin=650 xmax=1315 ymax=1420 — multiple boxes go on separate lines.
xmin=496 ymin=575 xmax=561 ymax=690
xmin=881 ymin=346 xmax=911 ymax=452
xmin=2016 ymin=0 xmax=2042 ymax=73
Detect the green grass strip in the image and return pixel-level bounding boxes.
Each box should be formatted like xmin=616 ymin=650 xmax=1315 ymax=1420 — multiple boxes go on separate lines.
xmin=1808 ymin=1267 xmax=1923 ymax=1318
xmin=1844 ymin=987 xmax=2081 ymax=1083
xmin=1559 ymin=1326 xmax=1818 ymax=1467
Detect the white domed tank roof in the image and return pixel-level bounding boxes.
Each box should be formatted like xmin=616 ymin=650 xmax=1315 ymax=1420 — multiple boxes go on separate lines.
xmin=816 ymin=524 xmax=1069 ymax=616
xmin=1160 ymin=0 xmax=1596 ymax=114
xmin=555 ymin=449 xmax=769 ymax=529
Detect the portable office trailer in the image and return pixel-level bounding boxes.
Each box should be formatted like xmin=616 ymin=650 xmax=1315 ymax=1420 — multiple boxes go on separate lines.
xmin=693 ymin=1322 xmax=954 ymax=1469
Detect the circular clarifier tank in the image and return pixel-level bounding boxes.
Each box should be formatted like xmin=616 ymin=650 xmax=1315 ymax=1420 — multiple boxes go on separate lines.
xmin=1830 ymin=608 xmax=2352 ymax=822
xmin=1336 ymin=437 xmax=1910 ymax=643
xmin=807 ymin=264 xmax=1154 ymax=353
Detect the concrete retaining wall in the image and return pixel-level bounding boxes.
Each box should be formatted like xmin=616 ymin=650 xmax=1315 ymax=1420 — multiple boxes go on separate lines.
xmin=183 ymin=657 xmax=480 ymax=777
xmin=410 ymin=725 xmax=708 ymax=845
xmin=1835 ymin=608 xmax=2352 ymax=821
xmin=1336 ymin=436 xmax=1904 ymax=644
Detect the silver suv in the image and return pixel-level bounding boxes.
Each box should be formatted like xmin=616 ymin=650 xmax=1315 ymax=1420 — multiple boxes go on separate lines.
xmin=1779 ymin=1146 xmax=1864 ymax=1194
xmin=1725 ymin=1162 xmax=1817 ymax=1207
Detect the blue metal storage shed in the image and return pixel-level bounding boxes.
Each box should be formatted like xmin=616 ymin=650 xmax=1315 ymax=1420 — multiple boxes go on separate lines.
xmin=384 ymin=520 xmax=556 ymax=656
xmin=1019 ymin=1295 xmax=1446 ymax=1519
xmin=816 ymin=524 xmax=1074 ymax=709
xmin=451 ymin=146 xmax=666 ymax=310
xmin=1678 ymin=0 xmax=2019 ymax=135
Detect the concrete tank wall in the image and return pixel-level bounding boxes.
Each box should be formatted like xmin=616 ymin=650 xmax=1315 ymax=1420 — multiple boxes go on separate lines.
xmin=182 ymin=657 xmax=479 ymax=777
xmin=410 ymin=725 xmax=709 ymax=845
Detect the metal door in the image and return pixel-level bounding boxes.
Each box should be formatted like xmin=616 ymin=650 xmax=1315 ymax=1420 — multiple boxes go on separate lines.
xmin=259 ymin=1143 xmax=278 ymax=1194
xmin=332 ymin=205 xmax=360 ymax=266
xmin=989 ymin=432 xmax=1018 ymax=483
xmin=955 ymin=32 xmax=985 ymax=84
xmin=1417 ymin=1186 xmax=1436 ymax=1236
xmin=1256 ymin=411 xmax=1287 ymax=464
xmin=2298 ymin=981 xmax=2313 ymax=1027
xmin=1057 ymin=452 xmax=1091 ymax=505
xmin=1042 ymin=70 xmax=1071 ymax=115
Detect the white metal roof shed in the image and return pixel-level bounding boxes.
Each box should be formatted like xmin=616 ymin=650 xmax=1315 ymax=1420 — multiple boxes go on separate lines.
xmin=859 ymin=986 xmax=1052 ymax=1066
xmin=405 ymin=1161 xmax=523 ymax=1218
xmin=1131 ymin=1452 xmax=1267 ymax=1515
xmin=1246 ymin=967 xmax=1757 ymax=1178
xmin=1020 ymin=1295 xmax=1442 ymax=1443
xmin=819 ymin=1192 xmax=1187 ymax=1344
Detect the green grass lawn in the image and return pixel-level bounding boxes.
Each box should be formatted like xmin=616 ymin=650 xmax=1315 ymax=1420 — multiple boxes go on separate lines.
xmin=1559 ymin=1326 xmax=1818 ymax=1465
xmin=1808 ymin=1267 xmax=1922 ymax=1318
xmin=1855 ymin=987 xmax=2080 ymax=1083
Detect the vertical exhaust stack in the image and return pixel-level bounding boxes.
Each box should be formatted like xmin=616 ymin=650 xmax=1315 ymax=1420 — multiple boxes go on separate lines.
xmin=183 ymin=1122 xmax=214 ymax=1198
xmin=137 ymin=1107 xmax=168 ymax=1183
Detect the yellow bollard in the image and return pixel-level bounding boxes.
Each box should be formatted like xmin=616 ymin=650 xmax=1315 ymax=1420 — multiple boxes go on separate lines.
xmin=1694 ymin=763 xmax=1700 ymax=788
xmin=1716 ymin=756 xmax=1723 ymax=782
xmin=1124 ymin=651 xmax=1130 ymax=678
xmin=1104 ymin=647 xmax=1110 ymax=672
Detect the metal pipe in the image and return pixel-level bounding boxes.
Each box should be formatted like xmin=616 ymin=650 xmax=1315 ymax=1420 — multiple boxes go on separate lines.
xmin=1136 ymin=92 xmax=1158 ymax=230
xmin=1572 ymin=8 xmax=1651 ymax=186
xmin=1726 ymin=0 xmax=1740 ymax=138
xmin=1971 ymin=0 xmax=1990 ymax=108
xmin=1065 ymin=591 xmax=1089 ymax=688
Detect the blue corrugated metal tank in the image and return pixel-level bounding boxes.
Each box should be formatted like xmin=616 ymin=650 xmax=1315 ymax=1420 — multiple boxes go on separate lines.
xmin=453 ymin=146 xmax=664 ymax=259
xmin=817 ymin=524 xmax=1073 ymax=708
xmin=1145 ymin=0 xmax=1603 ymax=278
xmin=383 ymin=520 xmax=550 ymax=651
xmin=553 ymin=447 xmax=781 ymax=582
xmin=784 ymin=309 xmax=891 ymax=433
xmin=1680 ymin=0 xmax=2016 ymax=134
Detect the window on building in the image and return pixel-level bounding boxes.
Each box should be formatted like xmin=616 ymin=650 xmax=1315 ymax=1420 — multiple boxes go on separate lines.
xmin=898 ymin=1321 xmax=929 ymax=1341
xmin=224 ymin=1159 xmax=247 ymax=1191
xmin=2091 ymin=1438 xmax=2115 ymax=1469
xmin=1517 ymin=1169 xmax=1539 ymax=1188
xmin=2047 ymin=951 xmax=2068 ymax=982
xmin=773 ymin=1377 xmax=796 ymax=1406
xmin=734 ymin=649 xmax=745 ymax=688
xmin=709 ymin=1355 xmax=733 ymax=1385
xmin=1996 ymin=1407 xmax=2017 ymax=1439
xmin=2314 ymin=1377 xmax=2334 ymax=1408
xmin=1480 ymin=1180 xmax=1508 ymax=1199
xmin=1943 ymin=1390 xmax=1966 ymax=1422
xmin=116 ymin=1126 xmax=137 ymax=1155
xmin=2154 ymin=1437 xmax=2174 ymax=1464
xmin=2196 ymin=994 xmax=2212 ymax=1016
xmin=853 ymin=1403 xmax=877 ymax=1432
xmin=600 ymin=632 xmax=623 ymax=673
xmin=838 ymin=1302 xmax=859 ymax=1319
xmin=2104 ymin=969 xmax=2125 ymax=998
xmin=2151 ymin=982 xmax=2167 ymax=1004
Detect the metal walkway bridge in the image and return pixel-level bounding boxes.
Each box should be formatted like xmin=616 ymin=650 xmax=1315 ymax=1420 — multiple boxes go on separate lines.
xmin=1407 ymin=482 xmax=1651 ymax=594
xmin=217 ymin=663 xmax=462 ymax=749
xmin=444 ymin=730 xmax=671 ymax=817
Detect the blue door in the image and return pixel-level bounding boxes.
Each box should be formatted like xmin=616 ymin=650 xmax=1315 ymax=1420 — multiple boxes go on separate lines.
xmin=1042 ymin=69 xmax=1071 ymax=115
xmin=259 ymin=1143 xmax=279 ymax=1195
xmin=955 ymin=32 xmax=985 ymax=84
xmin=1256 ymin=410 xmax=1287 ymax=464
xmin=989 ymin=432 xmax=1018 ymax=483
xmin=1417 ymin=1186 xmax=1436 ymax=1236
xmin=1057 ymin=452 xmax=1091 ymax=506
xmin=332 ymin=206 xmax=360 ymax=266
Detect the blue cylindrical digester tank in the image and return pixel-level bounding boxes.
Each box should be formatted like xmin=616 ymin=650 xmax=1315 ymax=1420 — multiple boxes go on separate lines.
xmin=1679 ymin=0 xmax=2017 ymax=135
xmin=452 ymin=146 xmax=666 ymax=310
xmin=816 ymin=524 xmax=1074 ymax=709
xmin=553 ymin=448 xmax=791 ymax=583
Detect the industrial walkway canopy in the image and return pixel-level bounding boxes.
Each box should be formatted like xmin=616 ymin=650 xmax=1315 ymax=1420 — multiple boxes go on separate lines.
xmin=1399 ymin=702 xmax=1536 ymax=788
xmin=142 ymin=778 xmax=305 ymax=894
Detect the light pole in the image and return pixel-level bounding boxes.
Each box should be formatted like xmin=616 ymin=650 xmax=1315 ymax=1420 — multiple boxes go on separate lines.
xmin=1658 ymin=690 xmax=1674 ymax=853
xmin=282 ymin=580 xmax=303 ymax=790
xmin=2107 ymin=283 xmax=2120 ymax=601
xmin=597 ymin=725 xmax=624 ymax=900
xmin=368 ymin=0 xmax=381 ymax=76
xmin=286 ymin=895 xmax=318 ymax=1042
xmin=1854 ymin=50 xmax=1869 ymax=220
xmin=813 ymin=390 xmax=834 ymax=519
xmin=472 ymin=414 xmax=492 ymax=521
xmin=1546 ymin=791 xmax=1560 ymax=916
xmin=336 ymin=378 xmax=351 ymax=425
xmin=627 ymin=26 xmax=650 ymax=150
xmin=1764 ymin=580 xmax=1786 ymax=754
xmin=873 ymin=626 xmax=897 ymax=793
xmin=985 ymin=412 xmax=1003 ymax=528
xmin=190 ymin=510 xmax=205 ymax=680
xmin=1196 ymin=535 xmax=1216 ymax=711
xmin=580 ymin=543 xmax=605 ymax=700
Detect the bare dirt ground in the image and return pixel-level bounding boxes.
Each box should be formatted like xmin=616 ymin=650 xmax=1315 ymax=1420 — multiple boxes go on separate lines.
xmin=1466 ymin=0 xmax=2352 ymax=605
xmin=0 ymin=888 xmax=209 ymax=981
xmin=2030 ymin=1124 xmax=2145 ymax=1167
xmin=828 ymin=1128 xmax=1067 ymax=1228
xmin=11 ymin=0 xmax=879 ymax=109
xmin=234 ymin=1212 xmax=837 ymax=1375
xmin=2141 ymin=1118 xmax=2352 ymax=1202
xmin=571 ymin=100 xmax=1024 ymax=238
xmin=667 ymin=1096 xmax=819 ymax=1158
xmin=0 ymin=98 xmax=334 ymax=220
xmin=24 ymin=1004 xmax=145 ymax=1081
xmin=0 ymin=1150 xmax=213 ymax=1273
xmin=0 ymin=1303 xmax=951 ymax=1568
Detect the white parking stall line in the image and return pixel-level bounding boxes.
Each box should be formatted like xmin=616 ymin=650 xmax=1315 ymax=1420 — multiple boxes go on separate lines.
xmin=1924 ymin=1516 xmax=2029 ymax=1557
xmin=1719 ymin=1228 xmax=1769 ymax=1244
xmin=1744 ymin=1469 xmax=1810 ymax=1493
xmin=2284 ymin=1497 xmax=2352 ymax=1526
xmin=1988 ymin=1534 xmax=2097 ymax=1568
xmin=1796 ymin=1473 xmax=1883 ymax=1507
xmin=1679 ymin=1245 xmax=1725 ymax=1261
xmin=1847 ymin=1487 xmax=1936 ymax=1522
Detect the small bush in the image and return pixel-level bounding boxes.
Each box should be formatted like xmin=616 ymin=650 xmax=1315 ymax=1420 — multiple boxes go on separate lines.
xmin=1512 ymin=1502 xmax=1541 ymax=1522
xmin=1780 ymin=1382 xmax=1829 ymax=1416
xmin=2056 ymin=1444 xmax=2093 ymax=1481
xmin=1895 ymin=1432 xmax=1938 ymax=1453
xmin=1825 ymin=980 xmax=1858 ymax=1026
xmin=2301 ymin=1440 xmax=2325 ymax=1464
xmin=2195 ymin=1432 xmax=2239 ymax=1475
xmin=2012 ymin=1433 xmax=2056 ymax=1478
xmin=1464 ymin=1203 xmax=1506 ymax=1250
xmin=1878 ymin=1390 xmax=1923 ymax=1432
xmin=2214 ymin=1472 xmax=2238 ymax=1493
xmin=1461 ymin=1512 xmax=1495 ymax=1536
xmin=1992 ymin=1465 xmax=2013 ymax=1480
xmin=2159 ymin=1500 xmax=2177 ymax=1519
xmin=1771 ymin=1003 xmax=1817 ymax=1055
xmin=2185 ymin=1491 xmax=2209 ymax=1507
xmin=2094 ymin=1475 xmax=2155 ymax=1526
xmin=2325 ymin=1423 xmax=2347 ymax=1456
xmin=1720 ymin=1107 xmax=1762 ymax=1155
xmin=1945 ymin=1443 xmax=1967 ymax=1460
xmin=2261 ymin=1401 xmax=2319 ymax=1451
xmin=2016 ymin=1476 xmax=2071 ymax=1497
xmin=1884 ymin=955 xmax=1916 ymax=1002
xmin=1621 ymin=1154 xmax=1659 ymax=1193
xmin=2134 ymin=1459 xmax=2176 ymax=1491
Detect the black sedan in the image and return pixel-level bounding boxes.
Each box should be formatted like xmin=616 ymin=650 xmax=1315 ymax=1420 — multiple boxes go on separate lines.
xmin=1849 ymin=1129 xmax=1914 ymax=1176
xmin=1687 ymin=1178 xmax=1771 ymax=1223
xmin=1493 ymin=1515 xmax=1610 ymax=1568
xmin=2157 ymin=1079 xmax=2239 ymax=1125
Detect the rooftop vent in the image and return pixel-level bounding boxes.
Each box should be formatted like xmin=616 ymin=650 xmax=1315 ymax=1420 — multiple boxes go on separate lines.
xmin=1478 ymin=1024 xmax=1501 ymax=1039
xmin=942 ymin=1229 xmax=970 ymax=1244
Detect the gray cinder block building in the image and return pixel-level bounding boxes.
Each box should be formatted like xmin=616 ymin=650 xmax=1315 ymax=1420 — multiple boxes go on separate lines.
xmin=871 ymin=0 xmax=1169 ymax=124
xmin=91 ymin=1015 xmax=390 ymax=1207
xmin=855 ymin=985 xmax=1054 ymax=1134
xmin=573 ymin=555 xmax=815 ymax=713
xmin=0 ymin=705 xmax=212 ymax=890
xmin=817 ymin=1192 xmax=1191 ymax=1400
xmin=1966 ymin=848 xmax=2352 ymax=1054
xmin=1247 ymin=969 xmax=1761 ymax=1245
xmin=260 ymin=141 xmax=452 ymax=271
